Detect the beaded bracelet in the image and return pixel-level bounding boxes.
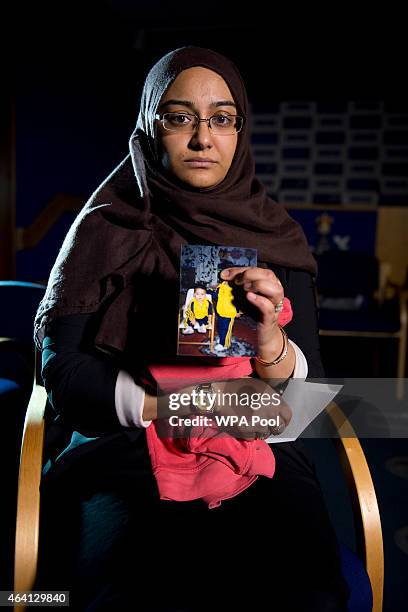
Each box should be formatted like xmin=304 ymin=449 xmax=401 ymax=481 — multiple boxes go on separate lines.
xmin=254 ymin=325 xmax=288 ymax=366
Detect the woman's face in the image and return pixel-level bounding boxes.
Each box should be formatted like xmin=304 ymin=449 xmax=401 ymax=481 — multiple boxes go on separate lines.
xmin=156 ymin=67 xmax=239 ymax=189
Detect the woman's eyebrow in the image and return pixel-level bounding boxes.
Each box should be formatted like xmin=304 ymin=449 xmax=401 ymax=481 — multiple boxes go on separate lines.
xmin=211 ymin=100 xmax=236 ymax=109
xmin=159 ymin=99 xmax=237 ymax=111
xmin=159 ymin=99 xmax=194 ymax=110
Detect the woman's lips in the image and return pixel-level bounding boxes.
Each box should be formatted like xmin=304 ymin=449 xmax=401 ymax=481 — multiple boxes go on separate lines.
xmin=184 ymin=159 xmax=217 ymax=168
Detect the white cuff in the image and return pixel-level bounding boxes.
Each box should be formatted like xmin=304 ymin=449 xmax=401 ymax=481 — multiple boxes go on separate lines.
xmin=115 ymin=370 xmax=151 ymax=428
xmin=288 ymin=339 xmax=308 ymax=379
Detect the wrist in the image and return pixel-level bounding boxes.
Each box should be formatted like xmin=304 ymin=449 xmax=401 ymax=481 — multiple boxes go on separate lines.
xmin=254 ymin=341 xmax=295 ymax=380
xmin=142 ymin=393 xmax=158 ymax=421
xmin=255 ymin=325 xmax=288 ymax=367
xmin=257 ymin=324 xmax=285 ymax=362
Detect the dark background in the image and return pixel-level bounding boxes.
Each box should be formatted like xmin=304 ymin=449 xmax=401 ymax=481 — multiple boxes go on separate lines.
xmin=11 ymin=1 xmax=408 ymax=278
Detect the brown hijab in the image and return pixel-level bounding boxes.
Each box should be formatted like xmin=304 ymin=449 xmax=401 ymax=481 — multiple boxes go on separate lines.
xmin=34 ymin=46 xmax=317 ymax=358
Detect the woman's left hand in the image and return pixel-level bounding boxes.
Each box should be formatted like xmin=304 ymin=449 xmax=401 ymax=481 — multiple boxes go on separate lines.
xmin=220 ymin=267 xmax=284 ymax=355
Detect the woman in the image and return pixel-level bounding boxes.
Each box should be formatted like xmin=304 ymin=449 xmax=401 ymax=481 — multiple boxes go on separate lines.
xmin=34 ymin=47 xmax=349 ymax=611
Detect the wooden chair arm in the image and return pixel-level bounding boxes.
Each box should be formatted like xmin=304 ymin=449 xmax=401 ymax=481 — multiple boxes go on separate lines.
xmin=326 ymin=401 xmax=384 ymax=612
xmin=14 ymin=382 xmax=47 ymax=597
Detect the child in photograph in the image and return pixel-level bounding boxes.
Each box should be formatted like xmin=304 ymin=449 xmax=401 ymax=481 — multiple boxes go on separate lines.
xmin=182 ymin=285 xmax=213 ymax=335
xmin=210 ymin=279 xmax=242 ymax=350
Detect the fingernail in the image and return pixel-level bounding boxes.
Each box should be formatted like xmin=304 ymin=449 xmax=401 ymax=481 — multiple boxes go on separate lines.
xmin=244 ymin=282 xmax=252 ymax=290
xmin=221 ymin=269 xmax=230 ymax=278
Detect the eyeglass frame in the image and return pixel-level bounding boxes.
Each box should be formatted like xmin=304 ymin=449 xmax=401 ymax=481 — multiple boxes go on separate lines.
xmin=154 ymin=111 xmax=245 ymax=134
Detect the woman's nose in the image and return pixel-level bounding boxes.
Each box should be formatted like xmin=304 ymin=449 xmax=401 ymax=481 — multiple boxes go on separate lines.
xmin=189 ymin=121 xmax=213 ymax=149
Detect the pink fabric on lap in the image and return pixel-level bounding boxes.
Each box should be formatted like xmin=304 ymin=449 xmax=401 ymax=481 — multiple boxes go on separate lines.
xmin=145 ymin=299 xmax=292 ymax=509
xmin=146 ymin=357 xmax=275 ymax=509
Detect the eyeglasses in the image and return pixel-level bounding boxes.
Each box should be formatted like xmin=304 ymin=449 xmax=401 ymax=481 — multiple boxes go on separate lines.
xmin=155 ymin=112 xmax=244 ymax=135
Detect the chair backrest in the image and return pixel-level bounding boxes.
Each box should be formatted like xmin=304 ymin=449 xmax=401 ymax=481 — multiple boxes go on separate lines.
xmin=0 ymin=281 xmax=46 ymax=343
xmin=0 ymin=281 xmax=46 ymax=387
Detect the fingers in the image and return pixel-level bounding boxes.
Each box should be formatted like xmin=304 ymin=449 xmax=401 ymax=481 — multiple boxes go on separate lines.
xmin=246 ymin=292 xmax=282 ymax=324
xmin=234 ymin=414 xmax=288 ymax=440
xmin=221 ymin=267 xmax=283 ymax=308
xmin=220 ymin=266 xmax=250 ymax=280
xmin=221 ymin=267 xmax=282 ymax=288
xmin=225 ymin=405 xmax=291 ymax=440
xmin=244 ymin=278 xmax=283 ymax=299
xmin=215 ymin=379 xmax=292 ymax=440
xmin=279 ymin=402 xmax=292 ymax=426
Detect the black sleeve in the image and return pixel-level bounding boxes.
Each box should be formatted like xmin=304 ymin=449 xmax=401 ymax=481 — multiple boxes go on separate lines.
xmin=41 ymin=313 xmax=124 ymax=434
xmin=275 ymin=267 xmax=325 ymax=379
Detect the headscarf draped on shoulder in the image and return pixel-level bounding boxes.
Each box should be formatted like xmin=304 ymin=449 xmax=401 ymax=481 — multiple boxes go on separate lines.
xmin=34 ymin=46 xmax=317 ymax=360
